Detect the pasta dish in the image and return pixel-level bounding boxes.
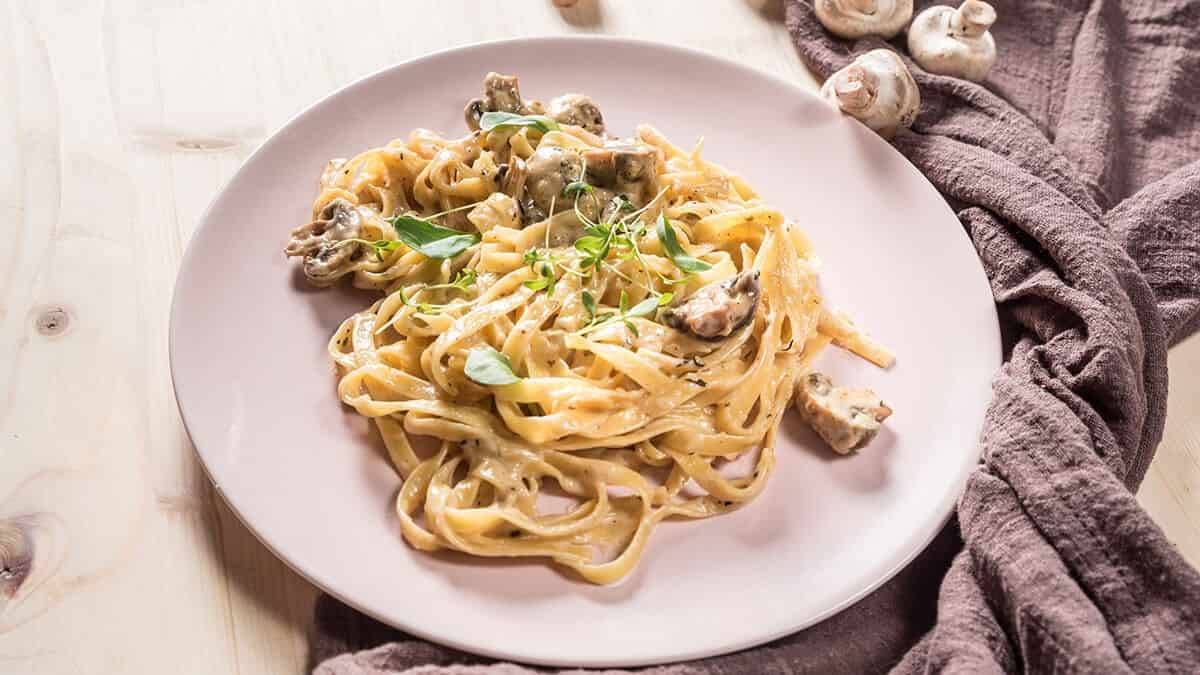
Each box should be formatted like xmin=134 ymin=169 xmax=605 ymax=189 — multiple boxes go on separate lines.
xmin=285 ymin=74 xmax=894 ymax=584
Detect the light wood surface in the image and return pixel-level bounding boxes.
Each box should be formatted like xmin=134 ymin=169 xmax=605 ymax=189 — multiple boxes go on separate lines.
xmin=1 ymin=1 xmax=1196 ymax=673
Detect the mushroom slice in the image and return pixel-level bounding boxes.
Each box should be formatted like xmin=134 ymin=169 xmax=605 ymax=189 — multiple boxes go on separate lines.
xmin=484 ymin=72 xmax=526 ymax=113
xmin=815 ymin=0 xmax=913 ymax=40
xmin=582 ymin=144 xmax=658 ymax=206
xmin=821 ymin=49 xmax=920 ymax=140
xmin=794 ymin=372 xmax=892 ymax=454
xmin=583 ymin=145 xmax=654 ymax=185
xmin=523 ymin=144 xmax=584 ymax=224
xmin=907 ymin=1 xmax=997 ymax=82
xmin=465 ymin=72 xmax=535 ymax=130
xmin=285 ymin=198 xmax=364 ymax=285
xmin=548 ymin=93 xmax=605 ymax=135
xmin=662 ymin=271 xmax=761 ymax=340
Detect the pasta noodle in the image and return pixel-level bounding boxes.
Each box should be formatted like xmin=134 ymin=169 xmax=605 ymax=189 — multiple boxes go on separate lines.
xmin=285 ymin=76 xmax=893 ymax=583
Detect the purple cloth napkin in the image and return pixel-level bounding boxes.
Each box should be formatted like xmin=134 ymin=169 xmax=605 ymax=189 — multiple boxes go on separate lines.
xmin=311 ymin=2 xmax=1200 ymax=672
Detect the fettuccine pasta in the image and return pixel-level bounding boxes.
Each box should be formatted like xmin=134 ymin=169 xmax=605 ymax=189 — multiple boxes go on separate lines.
xmin=285 ymin=74 xmax=893 ymax=583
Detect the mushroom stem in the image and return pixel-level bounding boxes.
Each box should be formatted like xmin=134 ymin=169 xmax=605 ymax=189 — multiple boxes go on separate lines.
xmin=832 ymin=66 xmax=876 ymax=113
xmin=821 ymin=49 xmax=920 ymax=140
xmin=952 ymin=0 xmax=996 ymax=38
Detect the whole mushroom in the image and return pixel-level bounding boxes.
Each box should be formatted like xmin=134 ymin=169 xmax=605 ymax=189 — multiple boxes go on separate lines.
xmin=907 ymin=0 xmax=997 ymax=82
xmin=814 ymin=0 xmax=913 ymax=40
xmin=820 ymin=49 xmax=920 ymax=140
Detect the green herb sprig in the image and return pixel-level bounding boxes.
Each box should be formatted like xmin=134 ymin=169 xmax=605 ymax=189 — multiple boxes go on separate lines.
xmin=388 ymin=215 xmax=480 ymax=260
xmin=464 ymin=347 xmax=521 ymax=386
xmin=576 ymin=290 xmax=672 ymax=338
xmin=562 ymin=181 xmax=593 ymax=199
xmin=396 ymin=269 xmax=477 ymax=314
xmin=523 ymin=262 xmax=557 ymax=296
xmin=656 ymin=214 xmax=712 ymax=274
xmin=340 ymin=238 xmax=403 ymax=262
xmin=479 ymin=112 xmax=560 ymax=134
xmin=428 ymin=268 xmax=476 ymax=293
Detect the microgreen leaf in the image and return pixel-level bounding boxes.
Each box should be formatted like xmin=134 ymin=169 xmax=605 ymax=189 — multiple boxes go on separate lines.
xmin=574 ymin=236 xmax=606 ymax=254
xmin=563 ymin=181 xmax=593 ymax=198
xmin=523 ymin=262 xmax=557 ymax=296
xmin=656 ymin=272 xmax=692 ymax=286
xmin=389 ymin=215 xmax=480 ymax=260
xmin=626 ymin=296 xmax=660 ymax=319
xmin=657 ymin=292 xmax=674 ymax=306
xmin=624 ymin=319 xmax=639 ymax=338
xmin=619 ymin=290 xmax=630 ymax=314
xmin=479 ymin=112 xmax=560 ymax=134
xmin=398 ymin=288 xmax=437 ymax=314
xmin=339 ymin=238 xmax=404 ymax=262
xmin=656 ymin=214 xmax=712 ymax=274
xmin=582 ymin=290 xmax=597 ymax=318
xmin=451 ymin=268 xmax=476 ymax=290
xmin=464 ymin=347 xmax=520 ymax=386
xmin=426 ymin=268 xmax=476 ymax=293
xmin=611 ymin=194 xmax=635 ymax=214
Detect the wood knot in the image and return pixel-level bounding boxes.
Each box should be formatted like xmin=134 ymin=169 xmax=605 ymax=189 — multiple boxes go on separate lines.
xmin=0 ymin=519 xmax=34 ymax=598
xmin=33 ymin=306 xmax=71 ymax=337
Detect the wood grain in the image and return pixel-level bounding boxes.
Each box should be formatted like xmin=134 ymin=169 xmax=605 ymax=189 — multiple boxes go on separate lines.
xmin=0 ymin=1 xmax=1195 ymax=673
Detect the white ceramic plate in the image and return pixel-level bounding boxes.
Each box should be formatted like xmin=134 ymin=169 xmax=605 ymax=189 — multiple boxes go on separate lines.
xmin=170 ymin=37 xmax=999 ymax=668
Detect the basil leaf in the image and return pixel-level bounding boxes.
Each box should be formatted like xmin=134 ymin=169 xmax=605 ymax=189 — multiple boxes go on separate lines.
xmin=464 ymin=347 xmax=520 ymax=386
xmin=581 ymin=290 xmax=597 ymax=317
xmin=656 ymin=214 xmax=712 ymax=274
xmin=479 ymin=112 xmax=560 ymax=133
xmin=389 ymin=215 xmax=480 ymax=260
xmin=627 ymin=296 xmax=660 ymax=318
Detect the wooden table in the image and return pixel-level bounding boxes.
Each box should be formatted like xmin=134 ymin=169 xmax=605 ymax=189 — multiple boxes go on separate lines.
xmin=2 ymin=1 xmax=1197 ymax=672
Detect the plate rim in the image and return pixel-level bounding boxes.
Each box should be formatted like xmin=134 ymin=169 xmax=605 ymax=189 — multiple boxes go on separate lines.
xmin=169 ymin=35 xmax=999 ymax=668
